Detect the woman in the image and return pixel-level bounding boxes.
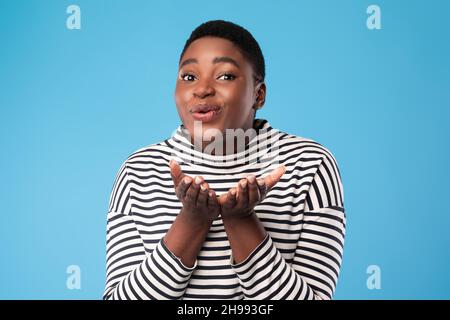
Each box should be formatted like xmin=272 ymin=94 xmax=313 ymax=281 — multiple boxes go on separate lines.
xmin=103 ymin=20 xmax=346 ymax=300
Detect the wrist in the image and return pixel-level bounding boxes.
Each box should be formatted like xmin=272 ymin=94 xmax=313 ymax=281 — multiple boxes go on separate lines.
xmin=179 ymin=207 xmax=214 ymax=229
xmin=222 ymin=209 xmax=255 ymax=227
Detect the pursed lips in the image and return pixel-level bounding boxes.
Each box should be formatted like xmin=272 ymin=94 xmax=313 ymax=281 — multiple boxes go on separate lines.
xmin=189 ymin=104 xmax=223 ymax=122
xmin=189 ymin=104 xmax=223 ymax=114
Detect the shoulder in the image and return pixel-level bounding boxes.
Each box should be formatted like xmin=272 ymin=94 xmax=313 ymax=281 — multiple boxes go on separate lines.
xmin=275 ymin=131 xmax=345 ymax=210
xmin=275 ymin=130 xmax=341 ymax=170
xmin=121 ymin=140 xmax=173 ymax=166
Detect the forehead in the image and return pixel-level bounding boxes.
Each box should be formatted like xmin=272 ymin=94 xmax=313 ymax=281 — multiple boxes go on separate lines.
xmin=180 ymin=36 xmax=248 ymax=66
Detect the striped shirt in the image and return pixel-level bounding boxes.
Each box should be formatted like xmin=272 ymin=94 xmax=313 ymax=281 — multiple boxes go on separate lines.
xmin=103 ymin=119 xmax=346 ymax=300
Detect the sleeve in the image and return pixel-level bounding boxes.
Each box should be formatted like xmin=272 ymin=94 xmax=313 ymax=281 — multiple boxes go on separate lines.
xmin=230 ymin=153 xmax=346 ymax=300
xmin=103 ymin=161 xmax=197 ymax=300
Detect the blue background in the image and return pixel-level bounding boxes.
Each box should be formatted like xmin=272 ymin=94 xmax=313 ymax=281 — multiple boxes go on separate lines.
xmin=1 ymin=0 xmax=449 ymax=299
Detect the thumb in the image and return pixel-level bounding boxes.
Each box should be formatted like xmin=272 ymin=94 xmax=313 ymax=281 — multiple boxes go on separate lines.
xmin=263 ymin=165 xmax=286 ymax=190
xmin=217 ymin=192 xmax=228 ymax=206
xmin=169 ymin=159 xmax=185 ymax=186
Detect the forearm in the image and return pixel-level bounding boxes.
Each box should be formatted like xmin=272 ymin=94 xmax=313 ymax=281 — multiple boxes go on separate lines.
xmin=164 ymin=208 xmax=212 ymax=268
xmin=104 ymin=211 xmax=197 ymax=300
xmin=222 ymin=211 xmax=267 ymax=264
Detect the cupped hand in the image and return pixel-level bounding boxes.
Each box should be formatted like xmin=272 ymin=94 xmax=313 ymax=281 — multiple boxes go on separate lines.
xmin=169 ymin=160 xmax=220 ymax=225
xmin=218 ymin=165 xmax=286 ymax=220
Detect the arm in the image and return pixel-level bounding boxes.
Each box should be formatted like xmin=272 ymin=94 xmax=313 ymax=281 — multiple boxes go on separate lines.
xmin=103 ymin=162 xmax=195 ymax=299
xmin=163 ymin=160 xmax=220 ymax=267
xmin=220 ymin=166 xmax=285 ymax=264
xmin=163 ymin=209 xmax=212 ymax=268
xmin=222 ymin=157 xmax=346 ymax=300
xmin=103 ymin=160 xmax=220 ymax=299
xmin=222 ymin=212 xmax=267 ymax=264
xmin=104 ymin=211 xmax=198 ymax=300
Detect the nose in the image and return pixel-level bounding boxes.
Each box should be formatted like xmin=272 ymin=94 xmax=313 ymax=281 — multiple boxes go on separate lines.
xmin=193 ymin=78 xmax=215 ymax=99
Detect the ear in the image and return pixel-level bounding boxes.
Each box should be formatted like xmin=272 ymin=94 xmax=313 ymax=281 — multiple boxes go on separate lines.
xmin=253 ymin=82 xmax=266 ymax=110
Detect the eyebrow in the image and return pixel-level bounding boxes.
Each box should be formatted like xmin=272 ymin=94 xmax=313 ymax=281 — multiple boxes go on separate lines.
xmin=179 ymin=56 xmax=240 ymax=69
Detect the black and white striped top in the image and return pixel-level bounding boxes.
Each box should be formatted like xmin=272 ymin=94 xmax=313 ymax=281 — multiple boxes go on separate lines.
xmin=103 ymin=119 xmax=346 ymax=300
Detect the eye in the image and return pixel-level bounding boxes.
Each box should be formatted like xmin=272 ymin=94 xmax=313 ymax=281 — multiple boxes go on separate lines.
xmin=217 ymin=73 xmax=236 ymax=81
xmin=180 ymin=73 xmax=196 ymax=81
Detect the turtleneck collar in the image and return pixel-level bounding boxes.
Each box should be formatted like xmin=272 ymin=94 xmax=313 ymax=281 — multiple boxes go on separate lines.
xmin=165 ymin=119 xmax=281 ymax=168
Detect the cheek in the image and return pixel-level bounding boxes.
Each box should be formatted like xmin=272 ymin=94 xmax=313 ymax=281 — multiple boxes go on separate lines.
xmin=174 ymin=86 xmax=192 ymax=129
xmin=222 ymin=83 xmax=254 ymax=111
xmin=175 ymin=85 xmax=189 ymax=110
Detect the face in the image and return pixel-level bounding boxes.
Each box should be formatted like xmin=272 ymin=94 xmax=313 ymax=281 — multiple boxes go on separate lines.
xmin=174 ymin=36 xmax=266 ymax=142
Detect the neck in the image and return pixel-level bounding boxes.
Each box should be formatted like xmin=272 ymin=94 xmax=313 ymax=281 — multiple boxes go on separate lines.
xmin=188 ymin=118 xmax=261 ymax=156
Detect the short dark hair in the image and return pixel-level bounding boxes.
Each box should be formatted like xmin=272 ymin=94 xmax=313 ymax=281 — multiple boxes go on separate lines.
xmin=179 ymin=20 xmax=265 ymax=83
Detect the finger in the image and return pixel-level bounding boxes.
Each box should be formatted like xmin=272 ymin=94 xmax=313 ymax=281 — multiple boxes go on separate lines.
xmin=264 ymin=165 xmax=286 ymax=190
xmin=217 ymin=193 xmax=228 ymax=206
xmin=169 ymin=159 xmax=185 ymax=187
xmin=185 ymin=176 xmax=203 ymax=205
xmin=222 ymin=188 xmax=237 ymax=209
xmin=246 ymin=175 xmax=260 ymax=205
xmin=237 ymin=179 xmax=249 ymax=208
xmin=207 ymin=189 xmax=220 ymax=210
xmin=256 ymin=178 xmax=267 ymax=200
xmin=197 ymin=182 xmax=209 ymax=207
xmin=176 ymin=176 xmax=193 ymax=199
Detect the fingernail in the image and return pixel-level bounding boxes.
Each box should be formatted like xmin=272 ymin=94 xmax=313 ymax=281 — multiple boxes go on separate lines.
xmin=240 ymin=180 xmax=247 ymax=188
xmin=230 ymin=189 xmax=237 ymax=195
xmin=257 ymin=179 xmax=265 ymax=187
xmin=200 ymin=184 xmax=207 ymax=191
xmin=184 ymin=177 xmax=191 ymax=184
xmin=247 ymin=175 xmax=256 ymax=184
xmin=195 ymin=176 xmax=202 ymax=185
